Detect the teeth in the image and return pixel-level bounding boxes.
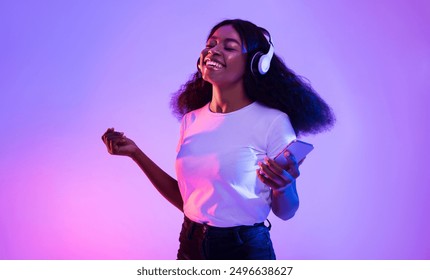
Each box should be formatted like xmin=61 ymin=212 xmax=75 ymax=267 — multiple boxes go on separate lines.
xmin=205 ymin=60 xmax=223 ymax=69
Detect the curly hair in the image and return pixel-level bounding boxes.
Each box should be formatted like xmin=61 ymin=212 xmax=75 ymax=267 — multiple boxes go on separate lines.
xmin=170 ymin=19 xmax=335 ymax=136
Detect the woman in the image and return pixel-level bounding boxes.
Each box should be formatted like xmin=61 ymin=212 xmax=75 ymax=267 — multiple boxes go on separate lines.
xmin=101 ymin=19 xmax=335 ymax=259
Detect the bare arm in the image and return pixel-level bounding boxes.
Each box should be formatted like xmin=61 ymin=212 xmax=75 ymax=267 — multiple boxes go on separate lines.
xmin=257 ymin=152 xmax=302 ymax=220
xmin=270 ymin=181 xmax=299 ymax=220
xmin=101 ymin=128 xmax=183 ymax=211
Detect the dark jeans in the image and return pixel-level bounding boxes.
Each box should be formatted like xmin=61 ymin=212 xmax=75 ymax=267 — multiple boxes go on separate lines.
xmin=177 ymin=216 xmax=276 ymax=260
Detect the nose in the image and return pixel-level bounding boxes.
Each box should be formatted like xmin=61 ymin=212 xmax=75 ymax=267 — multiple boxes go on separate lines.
xmin=207 ymin=45 xmax=221 ymax=55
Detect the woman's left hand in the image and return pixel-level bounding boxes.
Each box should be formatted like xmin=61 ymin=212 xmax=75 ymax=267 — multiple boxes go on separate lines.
xmin=256 ymin=151 xmax=303 ymax=192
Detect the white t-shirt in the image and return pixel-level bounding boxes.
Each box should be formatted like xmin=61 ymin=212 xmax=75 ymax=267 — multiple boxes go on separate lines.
xmin=175 ymin=102 xmax=296 ymax=227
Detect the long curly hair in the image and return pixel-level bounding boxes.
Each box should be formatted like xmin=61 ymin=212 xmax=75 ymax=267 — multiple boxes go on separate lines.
xmin=170 ymin=19 xmax=335 ymax=136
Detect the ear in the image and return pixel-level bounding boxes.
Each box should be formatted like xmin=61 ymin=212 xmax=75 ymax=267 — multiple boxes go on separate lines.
xmin=197 ymin=58 xmax=202 ymax=72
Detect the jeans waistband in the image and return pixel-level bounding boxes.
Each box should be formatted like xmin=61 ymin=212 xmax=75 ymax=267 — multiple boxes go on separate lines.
xmin=183 ymin=216 xmax=270 ymax=234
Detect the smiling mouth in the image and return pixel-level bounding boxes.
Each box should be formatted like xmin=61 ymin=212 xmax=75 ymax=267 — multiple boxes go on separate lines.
xmin=204 ymin=58 xmax=224 ymax=70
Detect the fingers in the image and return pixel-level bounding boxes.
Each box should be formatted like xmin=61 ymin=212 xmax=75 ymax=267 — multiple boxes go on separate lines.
xmin=256 ymin=168 xmax=276 ymax=187
xmin=257 ymin=153 xmax=301 ymax=190
xmin=283 ymin=151 xmax=300 ymax=178
xmin=107 ymin=137 xmax=126 ymax=155
xmin=102 ymin=128 xmax=124 ymax=142
xmin=101 ymin=128 xmax=126 ymax=155
xmin=109 ymin=138 xmax=115 ymax=154
xmin=267 ymin=152 xmax=300 ymax=179
xmin=260 ymin=158 xmax=284 ymax=178
xmin=101 ymin=127 xmax=115 ymax=141
xmin=106 ymin=132 xmax=124 ymax=142
xmin=258 ymin=158 xmax=294 ymax=188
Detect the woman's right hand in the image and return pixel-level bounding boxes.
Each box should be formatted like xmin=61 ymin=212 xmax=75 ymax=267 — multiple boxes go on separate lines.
xmin=101 ymin=128 xmax=139 ymax=157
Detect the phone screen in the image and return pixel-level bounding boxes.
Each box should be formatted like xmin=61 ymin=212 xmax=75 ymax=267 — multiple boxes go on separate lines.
xmin=274 ymin=139 xmax=314 ymax=166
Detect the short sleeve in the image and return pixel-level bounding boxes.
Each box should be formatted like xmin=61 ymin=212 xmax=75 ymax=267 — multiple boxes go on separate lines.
xmin=176 ymin=115 xmax=187 ymax=153
xmin=266 ymin=113 xmax=296 ymax=159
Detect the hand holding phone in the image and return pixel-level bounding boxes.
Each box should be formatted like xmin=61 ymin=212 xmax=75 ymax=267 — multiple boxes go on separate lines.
xmin=274 ymin=139 xmax=314 ymax=166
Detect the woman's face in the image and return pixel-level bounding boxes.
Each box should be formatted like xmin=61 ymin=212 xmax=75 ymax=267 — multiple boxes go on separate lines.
xmin=198 ymin=25 xmax=247 ymax=88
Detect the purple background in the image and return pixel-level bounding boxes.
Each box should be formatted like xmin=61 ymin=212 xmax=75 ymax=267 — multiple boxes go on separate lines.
xmin=1 ymin=0 xmax=429 ymax=259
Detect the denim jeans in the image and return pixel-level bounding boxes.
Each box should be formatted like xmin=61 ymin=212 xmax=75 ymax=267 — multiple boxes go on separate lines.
xmin=176 ymin=216 xmax=276 ymax=260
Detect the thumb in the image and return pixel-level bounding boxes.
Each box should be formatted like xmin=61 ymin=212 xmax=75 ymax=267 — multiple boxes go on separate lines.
xmin=284 ymin=151 xmax=300 ymax=178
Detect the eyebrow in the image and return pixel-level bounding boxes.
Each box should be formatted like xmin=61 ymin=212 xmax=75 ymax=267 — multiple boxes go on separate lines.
xmin=208 ymin=36 xmax=241 ymax=46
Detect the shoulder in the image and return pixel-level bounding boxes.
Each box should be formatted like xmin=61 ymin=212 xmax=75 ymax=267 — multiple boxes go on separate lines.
xmin=180 ymin=103 xmax=209 ymax=127
xmin=242 ymin=102 xmax=295 ymax=140
xmin=254 ymin=103 xmax=296 ymax=137
xmin=252 ymin=102 xmax=292 ymax=124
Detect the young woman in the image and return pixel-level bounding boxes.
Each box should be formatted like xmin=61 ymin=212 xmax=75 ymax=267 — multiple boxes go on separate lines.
xmin=101 ymin=19 xmax=335 ymax=259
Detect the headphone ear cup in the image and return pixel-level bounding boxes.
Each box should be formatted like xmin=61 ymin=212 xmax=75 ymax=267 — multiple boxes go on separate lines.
xmin=258 ymin=53 xmax=271 ymax=75
xmin=251 ymin=32 xmax=275 ymax=76
xmin=250 ymin=52 xmax=264 ymax=76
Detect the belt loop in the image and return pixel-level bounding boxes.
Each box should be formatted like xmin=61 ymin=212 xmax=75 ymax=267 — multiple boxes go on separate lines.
xmin=265 ymin=219 xmax=272 ymax=231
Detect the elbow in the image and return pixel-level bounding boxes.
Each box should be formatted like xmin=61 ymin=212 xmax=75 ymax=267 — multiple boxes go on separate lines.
xmin=278 ymin=209 xmax=298 ymax=221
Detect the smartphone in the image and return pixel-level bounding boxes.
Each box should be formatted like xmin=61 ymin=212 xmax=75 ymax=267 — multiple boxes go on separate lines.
xmin=274 ymin=139 xmax=314 ymax=166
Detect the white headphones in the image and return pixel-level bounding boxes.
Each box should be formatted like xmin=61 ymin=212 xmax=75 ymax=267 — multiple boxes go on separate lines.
xmin=250 ymin=32 xmax=274 ymax=76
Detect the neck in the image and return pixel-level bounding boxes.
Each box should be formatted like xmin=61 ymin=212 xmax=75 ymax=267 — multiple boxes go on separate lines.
xmin=209 ymin=83 xmax=252 ymax=113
